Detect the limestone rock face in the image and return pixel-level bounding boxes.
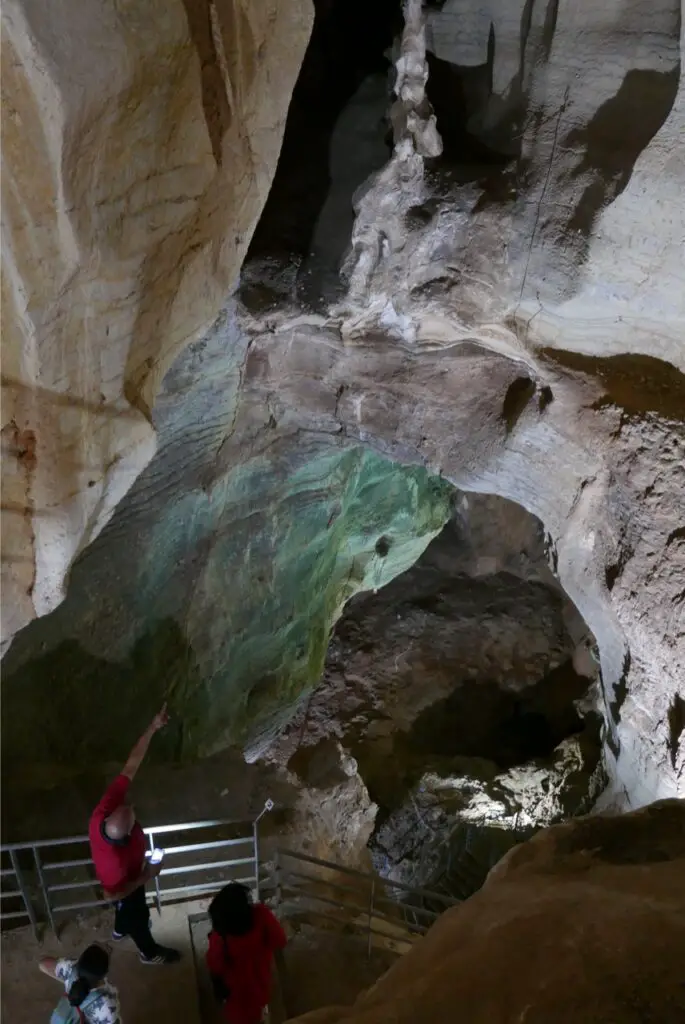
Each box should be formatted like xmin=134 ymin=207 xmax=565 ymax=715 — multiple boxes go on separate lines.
xmin=0 ymin=0 xmax=313 ymax=650
xmin=234 ymin=0 xmax=685 ymax=807
xmin=289 ymin=800 xmax=685 ymax=1024
xmin=371 ymin=735 xmax=605 ymax=897
xmin=0 ymin=322 xmax=453 ymax=787
xmin=1 ymin=0 xmax=684 ymax=816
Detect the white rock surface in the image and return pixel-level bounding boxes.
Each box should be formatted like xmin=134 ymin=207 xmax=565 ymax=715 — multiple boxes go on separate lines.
xmin=0 ymin=0 xmax=313 ymax=649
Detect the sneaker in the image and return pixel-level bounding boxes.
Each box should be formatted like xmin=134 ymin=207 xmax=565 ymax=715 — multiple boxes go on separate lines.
xmin=111 ymin=931 xmax=125 ymax=942
xmin=139 ymin=947 xmax=181 ymax=966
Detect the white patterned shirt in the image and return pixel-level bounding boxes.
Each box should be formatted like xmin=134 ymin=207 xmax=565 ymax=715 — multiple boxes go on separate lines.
xmin=55 ymin=960 xmax=121 ymax=1024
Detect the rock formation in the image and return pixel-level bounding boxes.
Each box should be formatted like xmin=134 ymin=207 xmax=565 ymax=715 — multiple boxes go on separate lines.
xmin=1 ymin=0 xmax=313 ymax=648
xmin=288 ymin=799 xmax=685 ymax=1024
xmin=272 ymin=495 xmax=604 ymax=894
xmin=2 ymin=0 xmax=684 ymax=818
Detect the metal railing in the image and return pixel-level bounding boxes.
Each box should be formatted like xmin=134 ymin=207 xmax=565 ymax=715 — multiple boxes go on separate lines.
xmin=1 ymin=806 xmax=460 ymax=959
xmin=0 ymin=801 xmax=273 ymax=940
xmin=271 ymin=847 xmax=459 ymax=957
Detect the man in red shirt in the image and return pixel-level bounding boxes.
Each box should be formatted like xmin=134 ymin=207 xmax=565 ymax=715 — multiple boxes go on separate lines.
xmin=89 ymin=704 xmax=180 ymax=965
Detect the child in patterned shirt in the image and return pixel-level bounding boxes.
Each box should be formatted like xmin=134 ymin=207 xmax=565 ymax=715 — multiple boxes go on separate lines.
xmin=39 ymin=943 xmax=121 ymax=1023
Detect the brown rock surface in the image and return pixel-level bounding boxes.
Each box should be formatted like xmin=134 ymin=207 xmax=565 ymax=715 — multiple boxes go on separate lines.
xmin=287 ymin=800 xmax=685 ymax=1024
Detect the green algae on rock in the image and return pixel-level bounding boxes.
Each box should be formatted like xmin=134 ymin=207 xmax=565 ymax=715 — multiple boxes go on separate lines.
xmin=1 ymin=445 xmax=453 ymax=780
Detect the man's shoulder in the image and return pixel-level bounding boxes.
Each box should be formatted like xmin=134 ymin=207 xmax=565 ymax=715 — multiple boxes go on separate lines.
xmin=91 ymin=775 xmax=130 ymax=826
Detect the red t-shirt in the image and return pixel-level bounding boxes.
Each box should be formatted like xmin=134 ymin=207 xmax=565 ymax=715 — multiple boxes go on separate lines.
xmin=206 ymin=903 xmax=287 ymax=1024
xmin=89 ymin=775 xmax=147 ymax=895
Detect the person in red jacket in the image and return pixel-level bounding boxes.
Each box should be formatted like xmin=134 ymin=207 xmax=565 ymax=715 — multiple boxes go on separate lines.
xmin=206 ymin=882 xmax=287 ymax=1024
xmin=89 ymin=704 xmax=180 ymax=965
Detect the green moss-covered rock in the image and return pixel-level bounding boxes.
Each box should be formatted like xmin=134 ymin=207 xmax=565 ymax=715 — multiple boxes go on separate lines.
xmin=2 ymin=436 xmax=452 ymax=778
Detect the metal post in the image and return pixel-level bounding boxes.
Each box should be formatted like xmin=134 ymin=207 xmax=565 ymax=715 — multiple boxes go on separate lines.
xmin=9 ymin=849 xmax=39 ymax=941
xmin=273 ymin=850 xmax=282 ymax=908
xmin=367 ymin=878 xmax=375 ymax=960
xmin=251 ymin=799 xmax=273 ymax=903
xmin=33 ymin=847 xmax=57 ymax=939
xmin=252 ymin=822 xmax=261 ymax=903
xmin=147 ymin=832 xmax=162 ymax=916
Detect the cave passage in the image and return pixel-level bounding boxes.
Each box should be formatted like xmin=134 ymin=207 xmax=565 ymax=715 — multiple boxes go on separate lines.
xmin=285 ymin=491 xmax=603 ymax=895
xmin=242 ymin=0 xmax=402 ymax=309
xmin=404 ymin=658 xmax=588 ymax=771
xmin=242 ymin=0 xmax=531 ymax=310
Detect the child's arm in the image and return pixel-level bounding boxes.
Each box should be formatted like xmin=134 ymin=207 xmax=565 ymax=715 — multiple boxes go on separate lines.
xmin=38 ymin=957 xmax=59 ymax=979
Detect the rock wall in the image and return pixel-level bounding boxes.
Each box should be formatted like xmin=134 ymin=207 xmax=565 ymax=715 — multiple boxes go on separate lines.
xmin=290 ymin=799 xmax=685 ymax=1024
xmin=233 ymin=0 xmax=685 ymax=806
xmin=271 ymin=497 xmax=593 ymax=770
xmin=0 ymin=0 xmax=313 ymax=650
xmin=1 ymin=314 xmax=453 ymax=788
xmin=272 ymin=499 xmax=604 ymax=896
xmin=2 ymin=0 xmax=684 ymax=812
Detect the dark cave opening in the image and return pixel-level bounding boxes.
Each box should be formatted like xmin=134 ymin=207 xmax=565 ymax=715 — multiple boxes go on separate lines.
xmin=425 ymin=48 xmax=513 ymax=169
xmin=406 ymin=659 xmax=588 ymax=771
xmin=285 ymin=491 xmax=603 ymax=899
xmin=242 ymin=0 xmax=402 ymax=310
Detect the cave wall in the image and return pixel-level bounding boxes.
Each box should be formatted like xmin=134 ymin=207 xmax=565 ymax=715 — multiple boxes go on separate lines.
xmin=270 ymin=496 xmax=595 ymax=772
xmin=1 ymin=0 xmax=684 ymax=811
xmin=232 ymin=0 xmax=684 ymax=807
xmin=273 ymin=495 xmax=604 ymax=896
xmin=289 ymin=800 xmax=685 ymax=1024
xmin=0 ymin=0 xmax=313 ymax=650
xmin=1 ymin=314 xmax=453 ymax=790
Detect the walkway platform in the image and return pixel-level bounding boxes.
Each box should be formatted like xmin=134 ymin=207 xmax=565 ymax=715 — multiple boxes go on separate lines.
xmin=1 ymin=902 xmax=205 ymax=1024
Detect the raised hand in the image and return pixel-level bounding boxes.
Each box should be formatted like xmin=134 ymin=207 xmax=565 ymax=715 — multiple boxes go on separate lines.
xmin=151 ymin=703 xmax=169 ymax=732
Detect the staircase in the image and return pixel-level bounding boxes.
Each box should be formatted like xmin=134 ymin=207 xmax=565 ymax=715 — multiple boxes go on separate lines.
xmin=190 ymin=847 xmax=460 ymax=1022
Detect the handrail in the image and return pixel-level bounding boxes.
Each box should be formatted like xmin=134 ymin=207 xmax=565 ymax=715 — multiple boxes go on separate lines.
xmin=1 ymin=808 xmax=452 ymax=958
xmin=1 ymin=817 xmax=247 ymax=853
xmin=276 ymin=847 xmax=457 ymax=904
xmin=273 ymin=847 xmax=458 ymax=957
xmin=281 ymin=869 xmax=442 ymax=923
xmin=0 ymin=803 xmax=273 ymax=940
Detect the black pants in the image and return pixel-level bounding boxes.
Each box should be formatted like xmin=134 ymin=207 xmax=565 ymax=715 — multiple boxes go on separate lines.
xmin=113 ymin=885 xmax=161 ymax=958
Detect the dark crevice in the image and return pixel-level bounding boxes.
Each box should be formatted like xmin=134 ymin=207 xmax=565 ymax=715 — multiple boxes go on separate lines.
xmin=542 ymin=0 xmax=560 ymax=61
xmin=241 ymin=0 xmax=402 ymax=310
xmin=502 ymin=376 xmax=536 ymax=432
xmin=375 ymin=535 xmax=392 ymax=558
xmin=538 ymin=385 xmax=554 ymax=411
xmin=666 ymin=526 xmax=685 ymax=548
xmin=180 ymin=0 xmax=232 ymax=167
xmin=609 ymin=648 xmax=631 ymax=726
xmin=667 ymin=695 xmax=685 ymax=770
xmin=425 ymin=50 xmax=515 ymax=169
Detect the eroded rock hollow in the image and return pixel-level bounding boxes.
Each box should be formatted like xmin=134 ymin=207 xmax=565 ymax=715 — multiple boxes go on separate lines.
xmin=1 ymin=0 xmax=684 ymax=858
xmin=272 ymin=493 xmax=605 ymax=893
